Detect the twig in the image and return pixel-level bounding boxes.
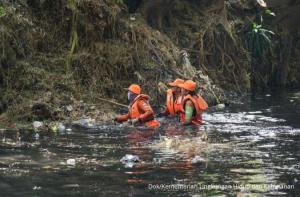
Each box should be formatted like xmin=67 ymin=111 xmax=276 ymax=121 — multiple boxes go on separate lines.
xmin=94 ymin=97 xmax=128 ymax=108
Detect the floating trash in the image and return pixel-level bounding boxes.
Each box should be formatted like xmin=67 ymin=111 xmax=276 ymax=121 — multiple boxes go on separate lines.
xmin=66 ymin=159 xmax=76 ymax=166
xmin=33 ymin=121 xmax=43 ymax=130
xmin=120 ymin=154 xmax=140 ymax=168
xmin=34 ymin=133 xmax=40 ymax=140
xmin=66 ymin=105 xmax=73 ymax=112
xmin=216 ymin=103 xmax=225 ymax=110
xmin=62 ymin=184 xmax=80 ymax=188
xmin=191 ymin=156 xmax=206 ymax=164
xmin=33 ymin=186 xmax=42 ymax=190
xmin=78 ymin=117 xmax=96 ymax=127
xmin=58 ymin=123 xmax=66 ymax=133
xmin=120 ymin=154 xmax=140 ymax=163
xmin=153 ymin=158 xmax=162 ymax=165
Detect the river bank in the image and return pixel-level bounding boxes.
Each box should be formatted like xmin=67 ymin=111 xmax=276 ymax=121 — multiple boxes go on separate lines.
xmin=0 ymin=0 xmax=299 ymax=129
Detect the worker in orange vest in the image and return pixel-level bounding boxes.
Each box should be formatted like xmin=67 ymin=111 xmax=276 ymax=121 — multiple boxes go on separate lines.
xmin=178 ymin=80 xmax=208 ymax=125
xmin=160 ymin=78 xmax=185 ymax=117
xmin=114 ymin=84 xmax=160 ymax=128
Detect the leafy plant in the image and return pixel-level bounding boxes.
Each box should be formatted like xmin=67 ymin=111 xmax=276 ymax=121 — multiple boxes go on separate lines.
xmin=115 ymin=0 xmax=124 ymax=4
xmin=0 ymin=6 xmax=6 ymax=17
xmin=265 ymin=9 xmax=275 ymax=16
xmin=246 ymin=22 xmax=274 ymax=60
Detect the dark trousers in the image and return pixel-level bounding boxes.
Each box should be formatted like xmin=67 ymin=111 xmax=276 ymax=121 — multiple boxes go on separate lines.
xmin=125 ymin=0 xmax=142 ymax=14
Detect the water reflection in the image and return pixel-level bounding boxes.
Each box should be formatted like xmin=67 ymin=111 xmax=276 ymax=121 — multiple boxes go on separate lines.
xmin=0 ymin=91 xmax=300 ymax=196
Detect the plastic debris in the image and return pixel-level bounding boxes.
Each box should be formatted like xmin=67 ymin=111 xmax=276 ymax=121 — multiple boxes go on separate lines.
xmin=191 ymin=156 xmax=206 ymax=164
xmin=89 ymin=105 xmax=96 ymax=110
xmin=33 ymin=186 xmax=42 ymax=190
xmin=58 ymin=123 xmax=66 ymax=133
xmin=256 ymin=0 xmax=267 ymax=7
xmin=33 ymin=121 xmax=43 ymax=130
xmin=120 ymin=154 xmax=140 ymax=163
xmin=216 ymin=103 xmax=225 ymax=110
xmin=34 ymin=133 xmax=40 ymax=140
xmin=120 ymin=154 xmax=140 ymax=168
xmin=153 ymin=158 xmax=162 ymax=165
xmin=66 ymin=159 xmax=76 ymax=166
xmin=66 ymin=105 xmax=73 ymax=112
xmin=78 ymin=117 xmax=96 ymax=127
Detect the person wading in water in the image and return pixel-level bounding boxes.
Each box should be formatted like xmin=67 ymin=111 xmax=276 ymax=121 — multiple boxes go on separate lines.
xmin=178 ymin=80 xmax=208 ymax=125
xmin=114 ymin=84 xmax=160 ymax=128
xmin=160 ymin=78 xmax=185 ymax=117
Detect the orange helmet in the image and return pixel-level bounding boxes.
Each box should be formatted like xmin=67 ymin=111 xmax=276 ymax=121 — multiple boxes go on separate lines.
xmin=168 ymin=78 xmax=185 ymax=87
xmin=178 ymin=80 xmax=197 ymax=91
xmin=127 ymin=84 xmax=141 ymax=94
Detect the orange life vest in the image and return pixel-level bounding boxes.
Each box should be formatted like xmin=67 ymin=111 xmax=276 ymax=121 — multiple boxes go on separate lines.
xmin=129 ymin=94 xmax=160 ymax=128
xmin=166 ymin=89 xmax=183 ymax=116
xmin=179 ymin=94 xmax=208 ymax=125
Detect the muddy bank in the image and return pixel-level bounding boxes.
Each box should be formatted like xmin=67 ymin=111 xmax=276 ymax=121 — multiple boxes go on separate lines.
xmin=0 ymin=0 xmax=299 ymax=128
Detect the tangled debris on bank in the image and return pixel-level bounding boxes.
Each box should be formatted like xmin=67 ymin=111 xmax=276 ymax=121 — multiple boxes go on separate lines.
xmin=0 ymin=0 xmax=299 ymax=128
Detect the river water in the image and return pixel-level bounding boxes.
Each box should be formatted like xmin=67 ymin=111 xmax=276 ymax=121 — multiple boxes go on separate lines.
xmin=0 ymin=90 xmax=299 ymax=196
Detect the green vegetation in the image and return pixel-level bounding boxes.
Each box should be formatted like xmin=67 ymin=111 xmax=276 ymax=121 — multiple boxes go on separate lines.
xmin=0 ymin=6 xmax=5 ymax=17
xmin=246 ymin=22 xmax=274 ymax=60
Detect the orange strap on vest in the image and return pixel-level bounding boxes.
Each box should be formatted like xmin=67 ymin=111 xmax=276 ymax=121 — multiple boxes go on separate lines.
xmin=174 ymin=96 xmax=183 ymax=113
xmin=166 ymin=89 xmax=183 ymax=116
xmin=166 ymin=89 xmax=175 ymax=116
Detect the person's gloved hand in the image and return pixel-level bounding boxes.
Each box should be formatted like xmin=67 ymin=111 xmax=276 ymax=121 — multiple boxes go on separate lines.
xmin=113 ymin=117 xmax=120 ymax=123
xmin=131 ymin=118 xmax=140 ymax=125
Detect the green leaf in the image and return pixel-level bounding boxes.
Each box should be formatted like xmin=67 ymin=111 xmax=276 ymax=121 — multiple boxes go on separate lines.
xmin=0 ymin=6 xmax=6 ymax=17
xmin=265 ymin=9 xmax=276 ymax=16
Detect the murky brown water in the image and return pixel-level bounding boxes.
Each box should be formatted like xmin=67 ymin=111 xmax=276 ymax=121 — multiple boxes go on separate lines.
xmin=0 ymin=90 xmax=299 ymax=196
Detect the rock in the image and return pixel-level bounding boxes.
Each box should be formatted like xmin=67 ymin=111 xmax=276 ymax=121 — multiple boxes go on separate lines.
xmin=66 ymin=158 xmax=76 ymax=166
xmin=33 ymin=121 xmax=43 ymax=130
